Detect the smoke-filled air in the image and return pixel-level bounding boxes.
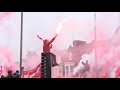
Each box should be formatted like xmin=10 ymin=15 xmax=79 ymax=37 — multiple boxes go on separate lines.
xmin=0 ymin=12 xmax=120 ymax=78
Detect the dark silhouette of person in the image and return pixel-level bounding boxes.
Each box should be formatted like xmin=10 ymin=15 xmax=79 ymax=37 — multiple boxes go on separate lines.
xmin=13 ymin=72 xmax=17 ymax=78
xmin=7 ymin=70 xmax=13 ymax=78
xmin=15 ymin=70 xmax=20 ymax=78
xmin=37 ymin=34 xmax=59 ymax=67
xmin=82 ymin=60 xmax=90 ymax=73
xmin=1 ymin=75 xmax=5 ymax=78
xmin=12 ymin=70 xmax=20 ymax=78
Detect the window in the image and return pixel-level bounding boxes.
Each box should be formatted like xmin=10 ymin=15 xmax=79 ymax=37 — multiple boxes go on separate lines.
xmin=59 ymin=68 xmax=62 ymax=74
xmin=66 ymin=66 xmax=69 ymax=71
xmin=70 ymin=65 xmax=73 ymax=71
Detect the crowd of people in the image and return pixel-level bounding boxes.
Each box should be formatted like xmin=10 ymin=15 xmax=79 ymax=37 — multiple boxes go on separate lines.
xmin=1 ymin=70 xmax=20 ymax=78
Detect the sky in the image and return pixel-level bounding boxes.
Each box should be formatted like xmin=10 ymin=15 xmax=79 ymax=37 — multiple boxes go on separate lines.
xmin=0 ymin=12 xmax=120 ymax=63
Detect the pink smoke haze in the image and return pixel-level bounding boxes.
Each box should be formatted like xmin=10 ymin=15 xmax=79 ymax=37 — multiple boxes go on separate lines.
xmin=51 ymin=15 xmax=120 ymax=78
xmin=0 ymin=12 xmax=20 ymax=76
xmin=1 ymin=12 xmax=120 ymax=78
xmin=90 ymin=27 xmax=120 ymax=78
xmin=0 ymin=46 xmax=15 ymax=75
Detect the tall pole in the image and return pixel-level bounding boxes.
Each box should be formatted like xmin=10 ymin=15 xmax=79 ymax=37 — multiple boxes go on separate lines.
xmin=94 ymin=12 xmax=98 ymax=78
xmin=20 ymin=12 xmax=23 ymax=78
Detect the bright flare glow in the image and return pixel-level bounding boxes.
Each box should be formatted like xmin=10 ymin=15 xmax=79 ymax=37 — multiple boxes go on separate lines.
xmin=56 ymin=16 xmax=72 ymax=34
xmin=56 ymin=22 xmax=63 ymax=34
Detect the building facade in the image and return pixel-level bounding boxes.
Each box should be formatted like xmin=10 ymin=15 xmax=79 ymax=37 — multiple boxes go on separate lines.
xmin=64 ymin=61 xmax=74 ymax=78
xmin=52 ymin=66 xmax=63 ymax=78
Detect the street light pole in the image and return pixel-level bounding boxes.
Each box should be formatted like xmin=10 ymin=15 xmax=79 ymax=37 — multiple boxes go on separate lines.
xmin=94 ymin=12 xmax=98 ymax=78
xmin=20 ymin=12 xmax=23 ymax=78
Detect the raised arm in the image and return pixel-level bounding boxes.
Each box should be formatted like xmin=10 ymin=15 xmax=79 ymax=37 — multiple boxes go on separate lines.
xmin=37 ymin=35 xmax=44 ymax=41
xmin=82 ymin=62 xmax=85 ymax=65
xmin=49 ymin=34 xmax=57 ymax=45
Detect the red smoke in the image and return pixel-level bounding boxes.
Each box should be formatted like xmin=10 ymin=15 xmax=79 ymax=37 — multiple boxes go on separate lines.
xmin=54 ymin=75 xmax=62 ymax=78
xmin=100 ymin=72 xmax=108 ymax=78
xmin=0 ymin=46 xmax=15 ymax=75
xmin=115 ymin=66 xmax=120 ymax=78
xmin=91 ymin=26 xmax=120 ymax=78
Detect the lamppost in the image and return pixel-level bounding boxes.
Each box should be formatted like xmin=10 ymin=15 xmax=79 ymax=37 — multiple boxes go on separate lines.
xmin=20 ymin=12 xmax=23 ymax=78
xmin=94 ymin=12 xmax=98 ymax=78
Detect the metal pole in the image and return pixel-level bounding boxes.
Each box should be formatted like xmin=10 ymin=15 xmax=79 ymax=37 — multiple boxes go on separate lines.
xmin=20 ymin=12 xmax=23 ymax=78
xmin=94 ymin=12 xmax=98 ymax=78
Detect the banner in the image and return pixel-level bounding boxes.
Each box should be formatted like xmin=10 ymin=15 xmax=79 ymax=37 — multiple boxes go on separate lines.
xmin=22 ymin=64 xmax=41 ymax=78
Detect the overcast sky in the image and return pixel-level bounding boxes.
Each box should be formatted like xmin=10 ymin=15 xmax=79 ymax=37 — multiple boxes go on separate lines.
xmin=0 ymin=12 xmax=119 ymax=62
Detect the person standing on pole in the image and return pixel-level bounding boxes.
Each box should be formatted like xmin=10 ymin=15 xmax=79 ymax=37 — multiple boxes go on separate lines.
xmin=37 ymin=34 xmax=59 ymax=67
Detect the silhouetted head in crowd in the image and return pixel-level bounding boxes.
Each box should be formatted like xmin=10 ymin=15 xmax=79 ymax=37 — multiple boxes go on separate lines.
xmin=1 ymin=75 xmax=4 ymax=78
xmin=8 ymin=70 xmax=12 ymax=74
xmin=15 ymin=70 xmax=20 ymax=78
xmin=16 ymin=70 xmax=19 ymax=74
xmin=12 ymin=72 xmax=17 ymax=78
xmin=13 ymin=72 xmax=17 ymax=75
xmin=7 ymin=70 xmax=13 ymax=78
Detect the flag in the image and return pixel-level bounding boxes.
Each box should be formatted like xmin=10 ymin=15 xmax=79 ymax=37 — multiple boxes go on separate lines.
xmin=22 ymin=64 xmax=41 ymax=78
